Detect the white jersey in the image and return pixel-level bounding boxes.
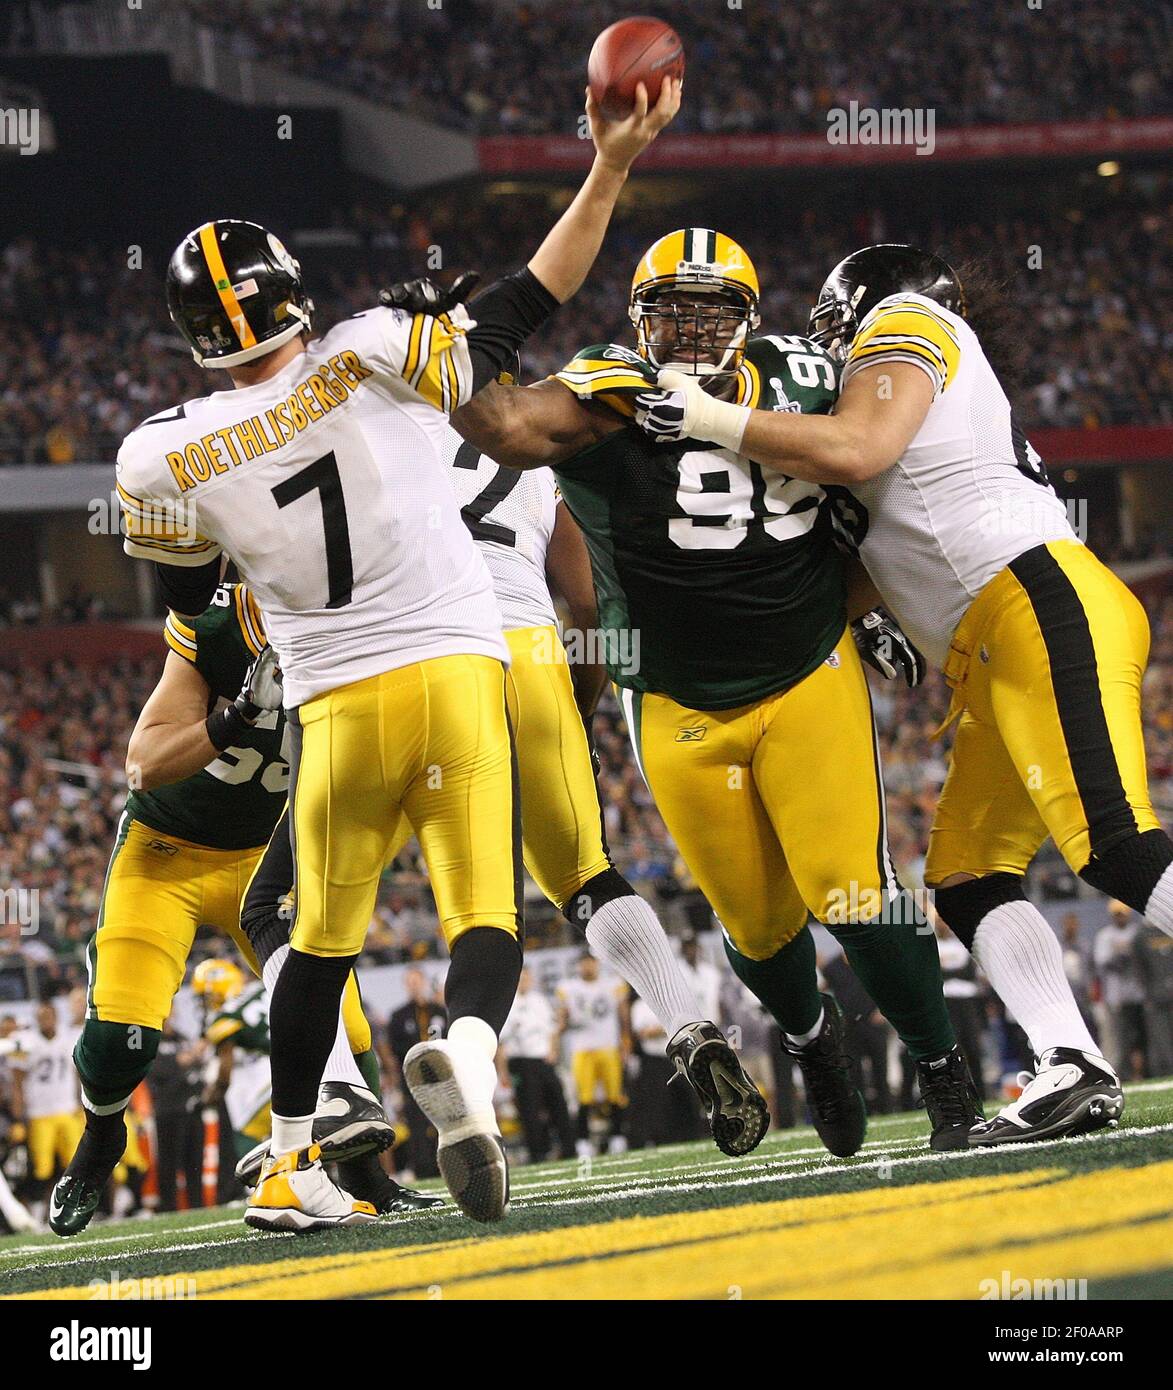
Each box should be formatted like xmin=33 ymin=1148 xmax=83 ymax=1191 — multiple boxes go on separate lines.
xmin=838 ymin=293 xmax=1077 ymax=668
xmin=438 ymin=423 xmax=559 ymax=631
xmin=11 ymin=1026 xmax=80 ymax=1118
xmin=500 ymin=989 xmax=558 ymax=1060
xmin=117 ymin=306 xmax=507 ymax=707
xmin=557 ymin=976 xmax=623 ymax=1052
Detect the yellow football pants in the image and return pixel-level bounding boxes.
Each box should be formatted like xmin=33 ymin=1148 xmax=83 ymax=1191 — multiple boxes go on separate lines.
xmin=504 ymin=626 xmax=612 ymax=909
xmin=90 ymin=817 xmax=263 ymax=1031
xmin=288 ymin=653 xmax=522 ymax=956
xmin=926 ymin=540 xmax=1160 ymax=882
xmin=572 ymin=1048 xmax=626 ymax=1107
xmin=618 ymin=628 xmax=896 ymax=961
xmin=28 ymin=1111 xmax=85 ymax=1181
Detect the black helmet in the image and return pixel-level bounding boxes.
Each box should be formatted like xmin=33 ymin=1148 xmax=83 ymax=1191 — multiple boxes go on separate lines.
xmin=166 ymin=219 xmax=313 ymax=368
xmin=808 ymin=244 xmax=963 ymax=362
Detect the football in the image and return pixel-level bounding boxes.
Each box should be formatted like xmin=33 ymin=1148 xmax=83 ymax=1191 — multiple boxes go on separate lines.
xmin=587 ymin=16 xmax=685 ymax=121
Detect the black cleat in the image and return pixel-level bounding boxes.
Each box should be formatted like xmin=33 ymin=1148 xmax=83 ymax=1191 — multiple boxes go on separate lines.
xmin=49 ymin=1110 xmax=128 ymax=1237
xmin=917 ymin=1045 xmax=984 ymax=1150
xmin=667 ymin=1021 xmax=770 ymax=1157
xmin=784 ymin=995 xmax=867 ymax=1158
xmin=333 ymin=1150 xmax=444 ymax=1214
xmin=968 ymin=1048 xmax=1123 ymax=1147
xmin=235 ymin=1081 xmax=395 ymax=1188
xmin=49 ymin=1173 xmax=104 ymax=1238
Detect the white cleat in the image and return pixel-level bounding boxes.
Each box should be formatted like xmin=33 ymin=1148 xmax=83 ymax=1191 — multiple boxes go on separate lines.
xmin=969 ymin=1048 xmax=1124 ymax=1146
xmin=243 ymin=1142 xmax=378 ymax=1234
xmin=234 ymin=1081 xmax=394 ymax=1189
xmin=403 ymin=1039 xmax=509 ymax=1223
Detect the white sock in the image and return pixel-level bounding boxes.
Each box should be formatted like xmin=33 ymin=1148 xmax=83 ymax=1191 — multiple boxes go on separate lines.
xmin=972 ymin=901 xmax=1099 ymax=1058
xmin=785 ymin=1007 xmax=825 ymax=1050
xmin=260 ymin=943 xmax=288 ymax=996
xmin=448 ymin=1014 xmax=499 ymax=1063
xmin=1143 ymin=860 xmax=1173 ymax=938
xmin=0 ymin=1169 xmax=32 ymax=1231
xmin=270 ymin=1113 xmax=315 ymax=1154
xmin=585 ymin=895 xmax=701 ymax=1038
xmin=321 ymin=1013 xmax=369 ymax=1090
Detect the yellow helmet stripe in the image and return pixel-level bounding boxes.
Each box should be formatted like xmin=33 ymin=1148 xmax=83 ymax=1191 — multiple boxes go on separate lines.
xmin=198 ymin=223 xmax=258 ymax=352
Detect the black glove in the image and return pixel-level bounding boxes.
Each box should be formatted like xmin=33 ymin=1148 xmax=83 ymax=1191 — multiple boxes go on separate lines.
xmin=206 ymin=647 xmax=282 ymax=751
xmin=378 ymin=271 xmax=480 ymax=317
xmin=852 ymin=609 xmax=926 ymax=687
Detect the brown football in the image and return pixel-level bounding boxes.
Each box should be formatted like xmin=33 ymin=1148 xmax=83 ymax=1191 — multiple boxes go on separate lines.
xmin=587 ymin=17 xmax=685 ymax=122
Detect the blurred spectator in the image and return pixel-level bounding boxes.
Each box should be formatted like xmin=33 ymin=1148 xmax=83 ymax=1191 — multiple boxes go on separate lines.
xmin=677 ymin=932 xmax=722 ymax=1025
xmin=626 ymin=995 xmax=706 ymax=1147
xmin=499 ymin=967 xmax=575 ymax=1162
xmin=933 ymin=916 xmax=987 ymax=1101
xmin=1093 ymin=902 xmax=1147 ymax=1079
xmin=147 ymin=1018 xmax=207 ymax=1214
xmin=821 ymin=950 xmax=893 ymax=1114
xmin=1134 ymin=922 xmax=1173 ymax=1077
xmin=1059 ymin=911 xmax=1101 ymax=1044
xmin=554 ymin=953 xmax=629 ymax=1157
xmin=384 ymin=968 xmax=446 ymax=1180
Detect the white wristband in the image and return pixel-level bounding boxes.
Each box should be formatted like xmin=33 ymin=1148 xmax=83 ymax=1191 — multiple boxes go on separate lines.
xmin=690 ymin=392 xmax=752 ymax=454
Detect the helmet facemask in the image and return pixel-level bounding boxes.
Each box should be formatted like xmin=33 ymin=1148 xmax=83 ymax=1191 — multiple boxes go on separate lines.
xmin=808 ymin=283 xmax=868 ymax=364
xmin=630 ymin=283 xmax=758 ymax=384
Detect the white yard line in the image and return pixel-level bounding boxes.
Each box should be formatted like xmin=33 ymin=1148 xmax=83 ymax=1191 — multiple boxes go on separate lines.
xmin=509 ymin=1121 xmax=1173 ymax=1212
xmin=508 ymin=1135 xmax=926 ymax=1195
xmin=1 ymin=1230 xmax=293 ymax=1279
xmin=0 ymin=1215 xmax=242 ymax=1260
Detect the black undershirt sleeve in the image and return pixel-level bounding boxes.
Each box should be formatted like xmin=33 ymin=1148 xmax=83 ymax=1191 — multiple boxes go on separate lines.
xmin=465 ymin=268 xmax=560 ymax=392
xmin=152 ymin=556 xmax=221 ymax=619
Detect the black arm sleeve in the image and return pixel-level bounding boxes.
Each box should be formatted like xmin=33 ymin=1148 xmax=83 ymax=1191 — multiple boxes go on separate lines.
xmin=465 ymin=268 xmax=560 ymax=392
xmin=152 ymin=557 xmax=220 ymax=619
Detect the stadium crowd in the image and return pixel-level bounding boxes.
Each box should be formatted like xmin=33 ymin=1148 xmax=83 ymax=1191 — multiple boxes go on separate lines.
xmin=1 ymin=186 xmax=1170 ymax=468
xmin=172 ymin=0 xmax=1169 ymax=136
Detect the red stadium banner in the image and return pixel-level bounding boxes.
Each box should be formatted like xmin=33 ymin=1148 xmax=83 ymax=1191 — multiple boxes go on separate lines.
xmin=478 ymin=117 xmax=1173 ymax=173
xmin=1033 ymin=425 xmax=1173 ymax=465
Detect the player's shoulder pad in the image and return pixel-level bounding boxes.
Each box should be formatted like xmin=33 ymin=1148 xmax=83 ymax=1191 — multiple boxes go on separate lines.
xmin=848 ymin=293 xmax=963 ymax=392
xmin=554 ymin=343 xmax=655 ymax=419
xmin=163 ymin=583 xmax=265 ymax=665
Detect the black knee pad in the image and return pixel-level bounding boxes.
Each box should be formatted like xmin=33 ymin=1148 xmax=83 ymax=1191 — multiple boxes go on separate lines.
xmin=562 ymin=866 xmax=630 ymax=929
xmin=1080 ymin=827 xmax=1173 ymax=913
xmin=74 ymin=1019 xmax=160 ymax=1110
xmin=932 ymin=873 xmax=1027 ymax=950
xmin=239 ymin=899 xmax=292 ymax=967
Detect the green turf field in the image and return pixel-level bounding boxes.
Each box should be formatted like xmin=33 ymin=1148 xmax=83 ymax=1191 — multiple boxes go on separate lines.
xmin=4 ymin=1080 xmax=1171 ymax=1300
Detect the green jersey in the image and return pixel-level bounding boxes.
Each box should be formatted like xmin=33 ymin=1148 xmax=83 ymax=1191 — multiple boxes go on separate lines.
xmin=205 ymin=980 xmax=270 ymax=1054
xmin=125 ymin=583 xmax=289 ymax=850
xmin=553 ymin=335 xmax=846 ymax=710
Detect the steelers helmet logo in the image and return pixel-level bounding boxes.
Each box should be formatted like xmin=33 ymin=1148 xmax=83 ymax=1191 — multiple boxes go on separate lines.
xmin=267 ymin=232 xmax=299 ymax=278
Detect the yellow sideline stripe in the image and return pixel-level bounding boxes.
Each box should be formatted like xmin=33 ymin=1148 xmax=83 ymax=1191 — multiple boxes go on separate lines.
xmin=9 ymin=1169 xmax=1043 ymax=1300
xmin=14 ymin=1163 xmax=1171 ymax=1301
